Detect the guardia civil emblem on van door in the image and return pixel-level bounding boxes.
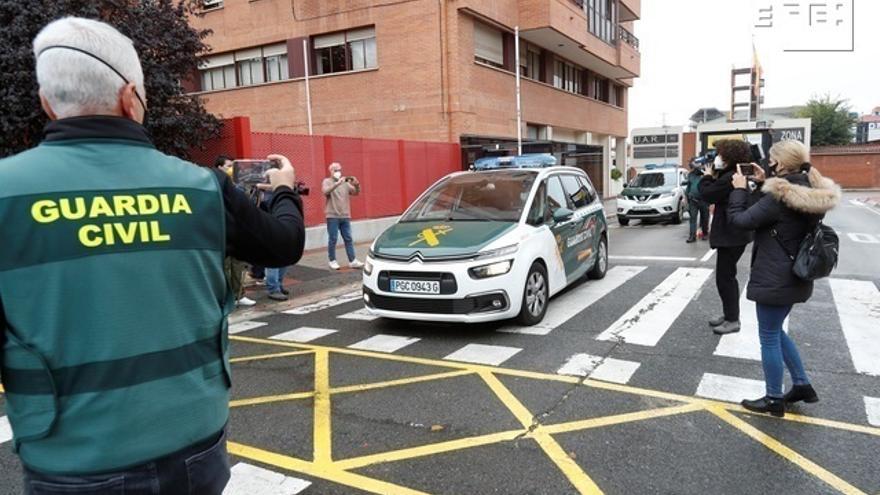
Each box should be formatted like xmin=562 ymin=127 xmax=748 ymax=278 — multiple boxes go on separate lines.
xmin=409 ymin=225 xmax=454 ymax=247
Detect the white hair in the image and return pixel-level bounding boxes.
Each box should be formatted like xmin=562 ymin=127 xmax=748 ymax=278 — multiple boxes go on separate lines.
xmin=33 ymin=17 xmax=145 ymax=118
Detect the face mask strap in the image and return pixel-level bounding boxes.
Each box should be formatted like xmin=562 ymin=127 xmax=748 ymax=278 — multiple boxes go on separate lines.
xmin=37 ymin=45 xmax=147 ymax=112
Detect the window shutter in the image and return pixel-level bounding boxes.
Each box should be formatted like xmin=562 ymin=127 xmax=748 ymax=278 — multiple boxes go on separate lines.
xmin=262 ymin=43 xmax=287 ymax=57
xmin=474 ymin=22 xmax=503 ymax=65
xmin=346 ymin=26 xmax=375 ymax=42
xmin=235 ymin=47 xmax=262 ymax=61
xmin=200 ymin=53 xmax=234 ymax=69
xmin=313 ymin=32 xmax=345 ymax=49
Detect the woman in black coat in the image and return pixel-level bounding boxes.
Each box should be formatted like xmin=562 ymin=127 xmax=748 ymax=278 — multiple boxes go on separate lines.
xmin=727 ymin=140 xmax=841 ymax=417
xmin=698 ymin=139 xmax=755 ymax=335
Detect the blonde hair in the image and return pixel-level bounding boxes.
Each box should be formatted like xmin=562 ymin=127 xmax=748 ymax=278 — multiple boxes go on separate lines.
xmin=769 ymin=140 xmax=810 ymax=174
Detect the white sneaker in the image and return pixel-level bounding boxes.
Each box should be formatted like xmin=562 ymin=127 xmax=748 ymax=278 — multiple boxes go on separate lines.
xmin=329 ymin=260 xmax=341 ymax=270
xmin=237 ymin=297 xmax=257 ymax=307
xmin=349 ymin=259 xmax=365 ymax=269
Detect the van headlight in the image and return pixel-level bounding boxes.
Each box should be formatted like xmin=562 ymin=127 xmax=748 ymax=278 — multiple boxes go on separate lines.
xmin=364 ymin=258 xmax=374 ymax=276
xmin=469 ymin=260 xmax=513 ymax=279
xmin=475 ymin=244 xmax=518 ymax=261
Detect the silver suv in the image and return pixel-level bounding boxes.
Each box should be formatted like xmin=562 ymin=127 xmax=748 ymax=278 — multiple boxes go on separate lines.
xmin=616 ymin=165 xmax=688 ymax=226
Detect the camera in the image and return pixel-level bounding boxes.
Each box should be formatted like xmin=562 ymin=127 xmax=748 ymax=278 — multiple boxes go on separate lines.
xmin=295 ymin=181 xmax=310 ymax=196
xmin=692 ymin=150 xmax=717 ymax=167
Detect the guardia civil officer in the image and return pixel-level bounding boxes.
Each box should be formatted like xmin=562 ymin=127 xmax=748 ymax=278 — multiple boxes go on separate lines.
xmin=0 ymin=18 xmax=305 ymax=494
xmin=698 ymin=139 xmax=755 ymax=335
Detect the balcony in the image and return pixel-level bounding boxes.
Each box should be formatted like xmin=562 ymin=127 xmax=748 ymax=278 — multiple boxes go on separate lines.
xmin=618 ymin=25 xmax=639 ymax=51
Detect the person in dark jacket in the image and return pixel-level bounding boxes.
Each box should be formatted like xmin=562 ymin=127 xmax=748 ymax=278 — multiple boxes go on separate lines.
xmin=728 ymin=139 xmax=840 ymax=417
xmin=0 ymin=17 xmax=304 ymax=494
xmin=684 ymin=159 xmax=709 ymax=243
xmin=698 ymin=139 xmax=755 ymax=334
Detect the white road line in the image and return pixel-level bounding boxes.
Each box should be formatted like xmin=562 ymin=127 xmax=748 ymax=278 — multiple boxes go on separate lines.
xmin=865 ymin=397 xmax=880 ymax=427
xmin=270 ymin=327 xmax=337 ymax=343
xmin=348 ymin=334 xmax=420 ymax=353
xmin=609 ymin=255 xmax=697 ymax=262
xmin=847 ymin=232 xmax=880 ymax=244
xmin=700 ymin=249 xmax=717 ymax=263
xmin=282 ymin=291 xmax=361 ymax=315
xmin=597 ymin=267 xmax=714 ymax=347
xmin=849 ymin=199 xmax=880 ymax=217
xmin=228 ymin=321 xmax=268 ymax=335
xmin=696 ymin=373 xmax=765 ymax=403
xmin=0 ymin=416 xmax=11 ymax=445
xmin=443 ymin=344 xmax=522 ymax=366
xmin=557 ymin=354 xmax=641 ymax=384
xmin=829 ymin=279 xmax=880 ymax=376
xmin=223 ymin=462 xmax=311 ymax=495
xmin=337 ymin=309 xmax=380 ymax=321
xmin=500 ymin=266 xmax=647 ymax=335
xmin=714 ymin=286 xmax=788 ymax=361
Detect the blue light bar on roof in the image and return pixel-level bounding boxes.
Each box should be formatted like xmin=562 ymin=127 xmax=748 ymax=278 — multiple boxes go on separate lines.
xmin=644 ymin=163 xmax=678 ymax=170
xmin=473 ymin=153 xmax=557 ymax=170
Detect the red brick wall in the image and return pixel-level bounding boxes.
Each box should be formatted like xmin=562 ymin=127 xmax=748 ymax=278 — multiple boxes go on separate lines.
xmin=811 ymin=152 xmax=880 ymax=189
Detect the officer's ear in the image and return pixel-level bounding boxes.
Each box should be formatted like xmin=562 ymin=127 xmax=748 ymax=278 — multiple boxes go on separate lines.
xmin=119 ymin=82 xmax=144 ymax=124
xmin=39 ymin=90 xmax=59 ymax=121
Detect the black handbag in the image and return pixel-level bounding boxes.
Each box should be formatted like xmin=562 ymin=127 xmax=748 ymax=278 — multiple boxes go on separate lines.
xmin=771 ymin=221 xmax=839 ymax=281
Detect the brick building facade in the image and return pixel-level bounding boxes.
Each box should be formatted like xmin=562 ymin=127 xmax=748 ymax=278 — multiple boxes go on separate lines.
xmin=186 ymin=0 xmax=640 ymax=196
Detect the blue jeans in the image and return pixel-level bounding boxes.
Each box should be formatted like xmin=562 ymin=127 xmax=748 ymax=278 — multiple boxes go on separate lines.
xmin=327 ymin=217 xmax=356 ymax=262
xmin=266 ymin=266 xmax=288 ymax=294
xmin=23 ymin=429 xmax=229 ymax=494
xmin=688 ymin=199 xmax=709 ymax=238
xmin=756 ymin=303 xmax=810 ymax=398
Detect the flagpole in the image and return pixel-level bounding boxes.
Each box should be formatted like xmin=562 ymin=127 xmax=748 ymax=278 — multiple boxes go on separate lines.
xmin=303 ymin=39 xmax=314 ymax=135
xmin=515 ymin=26 xmax=523 ymax=156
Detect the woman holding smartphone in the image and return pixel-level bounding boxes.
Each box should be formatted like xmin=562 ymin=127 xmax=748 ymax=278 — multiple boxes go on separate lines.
xmin=727 ymin=140 xmax=840 ymax=417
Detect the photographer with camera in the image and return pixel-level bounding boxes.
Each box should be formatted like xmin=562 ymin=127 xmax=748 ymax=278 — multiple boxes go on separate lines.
xmin=685 ymin=158 xmax=710 ymax=243
xmin=0 ymin=18 xmax=305 ymax=493
xmin=698 ymin=139 xmax=755 ymax=335
xmin=322 ymin=162 xmax=365 ymax=270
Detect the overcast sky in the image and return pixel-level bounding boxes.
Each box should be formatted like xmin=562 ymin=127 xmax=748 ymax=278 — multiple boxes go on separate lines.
xmin=628 ymin=0 xmax=879 ymax=131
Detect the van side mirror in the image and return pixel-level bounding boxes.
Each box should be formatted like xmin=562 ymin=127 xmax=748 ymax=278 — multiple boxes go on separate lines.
xmin=553 ymin=208 xmax=574 ymax=223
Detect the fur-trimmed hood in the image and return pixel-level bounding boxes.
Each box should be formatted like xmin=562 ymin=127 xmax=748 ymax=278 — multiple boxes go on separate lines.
xmin=762 ymin=167 xmax=841 ymax=215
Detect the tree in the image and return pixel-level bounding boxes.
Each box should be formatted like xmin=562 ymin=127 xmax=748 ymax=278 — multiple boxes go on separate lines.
xmin=797 ymin=94 xmax=857 ymax=146
xmin=0 ymin=0 xmax=220 ymax=159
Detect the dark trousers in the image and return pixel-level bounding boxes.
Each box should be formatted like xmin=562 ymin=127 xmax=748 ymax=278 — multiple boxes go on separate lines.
xmin=715 ymin=245 xmax=747 ymax=322
xmin=687 ymin=200 xmax=710 ymax=238
xmin=23 ymin=430 xmax=229 ymax=495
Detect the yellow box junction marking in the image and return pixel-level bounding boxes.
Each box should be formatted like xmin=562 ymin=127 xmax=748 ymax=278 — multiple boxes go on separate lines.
xmin=226 ymin=335 xmax=880 ymax=495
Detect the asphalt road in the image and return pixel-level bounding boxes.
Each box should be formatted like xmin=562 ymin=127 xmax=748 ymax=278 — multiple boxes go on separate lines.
xmin=1 ymin=192 xmax=878 ymax=494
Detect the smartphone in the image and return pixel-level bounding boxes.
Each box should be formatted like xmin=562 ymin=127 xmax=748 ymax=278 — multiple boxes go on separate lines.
xmin=737 ymin=163 xmax=755 ymax=176
xmin=233 ymin=159 xmax=275 ymax=186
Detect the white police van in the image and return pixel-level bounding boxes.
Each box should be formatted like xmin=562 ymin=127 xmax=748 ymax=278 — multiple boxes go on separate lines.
xmin=615 ymin=164 xmax=689 ymax=226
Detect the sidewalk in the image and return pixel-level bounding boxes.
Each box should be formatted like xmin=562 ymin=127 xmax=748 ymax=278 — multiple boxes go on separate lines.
xmin=232 ymin=198 xmax=619 ymax=319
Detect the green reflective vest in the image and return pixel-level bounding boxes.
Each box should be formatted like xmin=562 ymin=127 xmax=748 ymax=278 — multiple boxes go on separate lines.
xmin=0 ymin=137 xmax=233 ymax=474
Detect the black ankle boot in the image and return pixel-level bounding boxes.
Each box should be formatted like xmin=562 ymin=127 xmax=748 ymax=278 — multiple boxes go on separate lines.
xmin=783 ymin=384 xmax=819 ymax=404
xmin=741 ymin=396 xmax=785 ymax=417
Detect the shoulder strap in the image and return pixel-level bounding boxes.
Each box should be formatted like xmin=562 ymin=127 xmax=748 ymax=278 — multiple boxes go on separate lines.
xmin=769 ymin=227 xmax=796 ymax=261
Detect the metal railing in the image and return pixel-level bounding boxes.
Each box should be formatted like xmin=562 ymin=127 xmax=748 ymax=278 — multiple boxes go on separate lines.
xmin=618 ymin=25 xmax=639 ymax=50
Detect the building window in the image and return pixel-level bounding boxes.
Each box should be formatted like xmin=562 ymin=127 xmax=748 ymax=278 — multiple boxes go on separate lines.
xmin=202 ymin=0 xmax=223 ymax=10
xmin=520 ymin=43 xmax=541 ymax=81
xmin=610 ymin=84 xmax=625 ymax=108
xmin=587 ymin=0 xmax=617 ymax=45
xmin=554 ymin=59 xmax=583 ymax=95
xmin=590 ymin=74 xmax=610 ymax=102
xmin=198 ymin=43 xmax=288 ymax=92
xmin=313 ymin=27 xmax=377 ymax=76
xmin=236 ymin=48 xmax=265 ymax=86
xmin=474 ymin=21 xmax=504 ymax=68
xmin=200 ymin=54 xmax=236 ymax=91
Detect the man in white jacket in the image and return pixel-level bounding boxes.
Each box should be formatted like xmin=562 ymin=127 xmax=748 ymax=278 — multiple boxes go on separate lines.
xmin=322 ymin=162 xmax=364 ymax=270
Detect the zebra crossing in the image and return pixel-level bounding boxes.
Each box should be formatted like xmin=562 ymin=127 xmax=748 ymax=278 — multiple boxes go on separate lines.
xmin=234 ymin=264 xmax=880 ymax=426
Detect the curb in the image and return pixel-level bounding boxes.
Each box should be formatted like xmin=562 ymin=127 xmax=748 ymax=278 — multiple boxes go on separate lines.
xmin=229 ymin=281 xmax=361 ymax=324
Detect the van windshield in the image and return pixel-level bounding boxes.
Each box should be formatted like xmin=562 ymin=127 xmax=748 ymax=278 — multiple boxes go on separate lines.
xmin=401 ymin=172 xmax=536 ymax=223
xmin=630 ymin=171 xmax=676 ymax=188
